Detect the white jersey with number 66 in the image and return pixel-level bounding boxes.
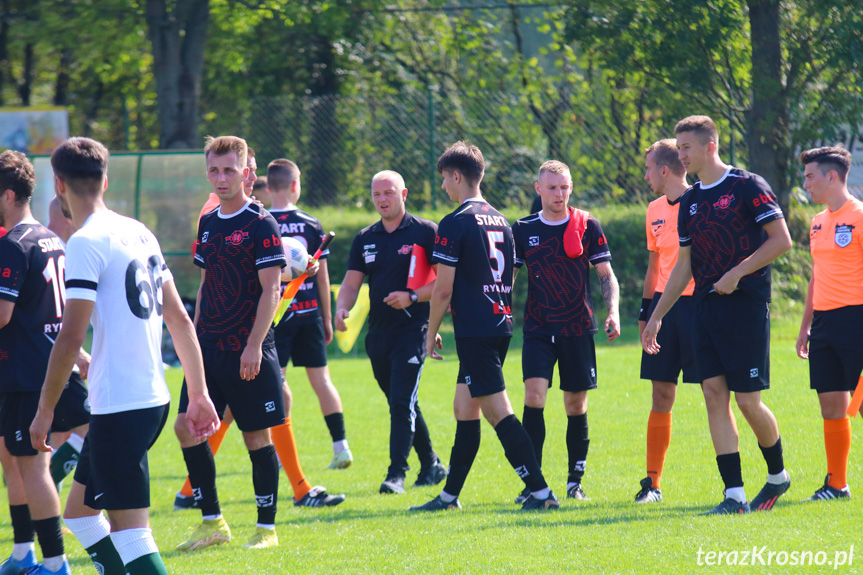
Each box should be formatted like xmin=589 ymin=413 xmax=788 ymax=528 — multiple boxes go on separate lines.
xmin=65 ymin=210 xmax=172 ymax=415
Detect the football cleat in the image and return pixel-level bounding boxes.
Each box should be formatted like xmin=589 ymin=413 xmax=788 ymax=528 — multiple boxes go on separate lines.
xmin=750 ymin=476 xmax=791 ymax=511
xmin=175 ymin=517 xmax=231 ymax=551
xmin=514 ymin=486 xmax=531 ymax=504
xmin=414 ymin=460 xmax=447 ymax=487
xmin=242 ymin=527 xmax=279 ymax=549
xmin=409 ymin=494 xmax=461 ymax=512
xmin=379 ymin=476 xmax=405 ymax=494
xmin=566 ymin=483 xmax=589 ymax=500
xmin=0 ymin=550 xmax=38 ymax=575
xmin=521 ymin=490 xmax=561 ymax=511
xmin=173 ymin=492 xmax=199 ymax=511
xmin=22 ymin=561 xmax=71 ymax=575
xmin=700 ymin=497 xmax=750 ymax=515
xmin=634 ymin=477 xmax=663 ymax=504
xmin=805 ymin=475 xmax=851 ymax=502
xmin=294 ymin=486 xmax=346 ymax=507
xmin=327 ymin=450 xmax=353 ymax=470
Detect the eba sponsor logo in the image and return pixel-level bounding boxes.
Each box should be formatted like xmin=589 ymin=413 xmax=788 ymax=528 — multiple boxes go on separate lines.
xmin=225 ymin=230 xmax=249 ymax=246
xmin=751 ymin=192 xmax=775 ymax=207
xmin=262 ymin=234 xmax=282 ymax=249
xmin=714 ymin=194 xmax=735 ymax=209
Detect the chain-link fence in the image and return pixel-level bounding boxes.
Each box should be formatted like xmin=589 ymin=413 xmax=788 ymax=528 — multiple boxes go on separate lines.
xmin=237 ymin=88 xmax=660 ymax=210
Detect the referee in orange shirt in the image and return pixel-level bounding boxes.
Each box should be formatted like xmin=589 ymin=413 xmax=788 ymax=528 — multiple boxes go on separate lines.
xmin=796 ymin=146 xmax=861 ymax=501
xmin=635 ymin=140 xmax=698 ymax=503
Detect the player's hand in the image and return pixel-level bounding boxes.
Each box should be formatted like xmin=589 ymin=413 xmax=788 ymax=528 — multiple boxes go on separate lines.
xmin=383 ymin=291 xmax=410 ymax=310
xmin=239 ymin=345 xmax=262 ymax=380
xmin=638 ymin=320 xmax=646 ymax=339
xmin=29 ymin=408 xmax=55 ymax=453
xmin=426 ymin=332 xmax=443 ymax=360
xmin=323 ymin=318 xmax=334 ymax=345
xmin=642 ymin=318 xmax=662 ymax=354
xmin=796 ymin=328 xmax=810 ymax=359
xmin=305 ymin=259 xmax=320 ymax=278
xmin=76 ymin=349 xmax=91 ymax=380
xmin=713 ymin=270 xmax=741 ymax=295
xmin=249 ymin=195 xmax=265 ymax=208
xmin=335 ymin=308 xmax=349 ymax=332
xmin=604 ymin=314 xmax=620 ymax=342
xmin=186 ymin=395 xmax=221 ymax=444
xmin=429 ymin=333 xmax=443 ymax=360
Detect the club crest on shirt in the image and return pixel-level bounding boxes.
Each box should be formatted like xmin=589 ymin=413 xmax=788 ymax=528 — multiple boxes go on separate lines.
xmin=713 ymin=194 xmax=734 ymax=210
xmin=835 ymin=224 xmax=854 ymax=248
xmin=397 ymin=244 xmax=412 ymax=255
xmin=225 ymin=230 xmax=249 ymax=246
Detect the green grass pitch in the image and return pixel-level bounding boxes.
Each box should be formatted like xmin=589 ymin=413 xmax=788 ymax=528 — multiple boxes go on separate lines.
xmin=3 ymin=315 xmax=860 ymax=573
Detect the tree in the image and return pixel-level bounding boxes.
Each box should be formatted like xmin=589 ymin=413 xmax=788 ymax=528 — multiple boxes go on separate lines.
xmin=145 ymin=0 xmax=210 ymax=149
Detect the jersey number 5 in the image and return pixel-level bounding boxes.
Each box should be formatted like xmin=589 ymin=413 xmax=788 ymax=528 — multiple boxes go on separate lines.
xmin=125 ymin=256 xmax=163 ymax=319
xmin=487 ymin=231 xmax=505 ymax=283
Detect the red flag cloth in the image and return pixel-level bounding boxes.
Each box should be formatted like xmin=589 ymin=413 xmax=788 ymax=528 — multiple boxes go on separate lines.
xmin=563 ymin=207 xmax=590 ymax=258
xmin=408 ymin=244 xmax=436 ymax=289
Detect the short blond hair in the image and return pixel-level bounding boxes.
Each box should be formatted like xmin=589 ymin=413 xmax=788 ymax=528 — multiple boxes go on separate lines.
xmin=371 ymin=170 xmax=406 ymax=192
xmin=204 ymin=136 xmax=247 ymax=167
xmin=538 ymin=160 xmax=570 ymax=180
xmin=645 ymin=139 xmax=685 ymax=177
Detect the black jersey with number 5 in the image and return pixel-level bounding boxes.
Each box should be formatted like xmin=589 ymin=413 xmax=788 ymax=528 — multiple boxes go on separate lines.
xmin=432 ymin=198 xmax=514 ymax=338
xmin=0 ymin=223 xmax=66 ymax=392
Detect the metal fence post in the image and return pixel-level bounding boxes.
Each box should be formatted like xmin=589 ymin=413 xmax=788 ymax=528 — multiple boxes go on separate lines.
xmin=428 ymin=86 xmax=436 ymax=209
xmin=134 ymin=154 xmax=144 ymax=221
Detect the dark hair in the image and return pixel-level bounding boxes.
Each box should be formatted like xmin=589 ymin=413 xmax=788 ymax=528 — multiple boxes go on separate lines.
xmin=0 ymin=150 xmax=36 ymax=204
xmin=799 ymin=146 xmax=852 ymax=182
xmin=437 ymin=141 xmax=484 ymax=186
xmin=267 ymin=159 xmax=300 ymax=192
xmin=645 ymin=139 xmax=685 ymax=177
xmin=253 ymin=176 xmax=268 ymax=193
xmin=674 ymin=115 xmax=718 ymax=146
xmin=50 ymin=137 xmax=109 ymax=194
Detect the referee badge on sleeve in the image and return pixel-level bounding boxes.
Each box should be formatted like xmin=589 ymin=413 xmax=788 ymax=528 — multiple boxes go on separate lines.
xmin=835 ymin=224 xmax=853 ymax=248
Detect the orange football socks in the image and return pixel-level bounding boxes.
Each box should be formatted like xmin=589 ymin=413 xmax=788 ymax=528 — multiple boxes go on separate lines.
xmin=271 ymin=417 xmax=312 ymax=501
xmin=824 ymin=417 xmax=851 ymax=490
xmin=646 ymin=411 xmax=673 ymax=489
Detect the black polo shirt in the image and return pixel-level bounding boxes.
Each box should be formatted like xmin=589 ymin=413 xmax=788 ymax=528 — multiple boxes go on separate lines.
xmin=347 ymin=212 xmax=437 ymax=335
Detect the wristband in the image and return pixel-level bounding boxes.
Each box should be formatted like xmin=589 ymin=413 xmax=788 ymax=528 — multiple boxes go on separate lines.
xmin=638 ymin=297 xmax=652 ymax=322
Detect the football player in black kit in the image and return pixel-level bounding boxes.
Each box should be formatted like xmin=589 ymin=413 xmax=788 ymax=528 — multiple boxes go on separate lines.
xmin=512 ymin=160 xmax=620 ymax=504
xmin=643 ymin=115 xmax=792 ymax=515
xmin=411 ymin=141 xmax=559 ymax=512
xmin=0 ymin=151 xmax=90 ymax=574
xmin=174 ymin=136 xmax=288 ymax=551
xmin=267 ymin=159 xmax=353 ymax=470
xmin=336 ymin=170 xmax=447 ymax=494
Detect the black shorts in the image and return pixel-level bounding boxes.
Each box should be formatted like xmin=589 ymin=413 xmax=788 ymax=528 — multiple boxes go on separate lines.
xmin=274 ymin=319 xmax=327 ymax=369
xmin=179 ymin=346 xmax=285 ymax=432
xmin=52 ymin=372 xmax=91 ymax=433
xmin=809 ymin=306 xmax=863 ymax=393
xmin=522 ymin=331 xmax=597 ymax=392
xmin=693 ymin=292 xmax=770 ymax=393
xmin=0 ymin=391 xmax=41 ymax=456
xmin=641 ymin=294 xmax=699 ymax=384
xmin=74 ymin=403 xmax=169 ymax=510
xmin=455 ymin=337 xmax=510 ymax=398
